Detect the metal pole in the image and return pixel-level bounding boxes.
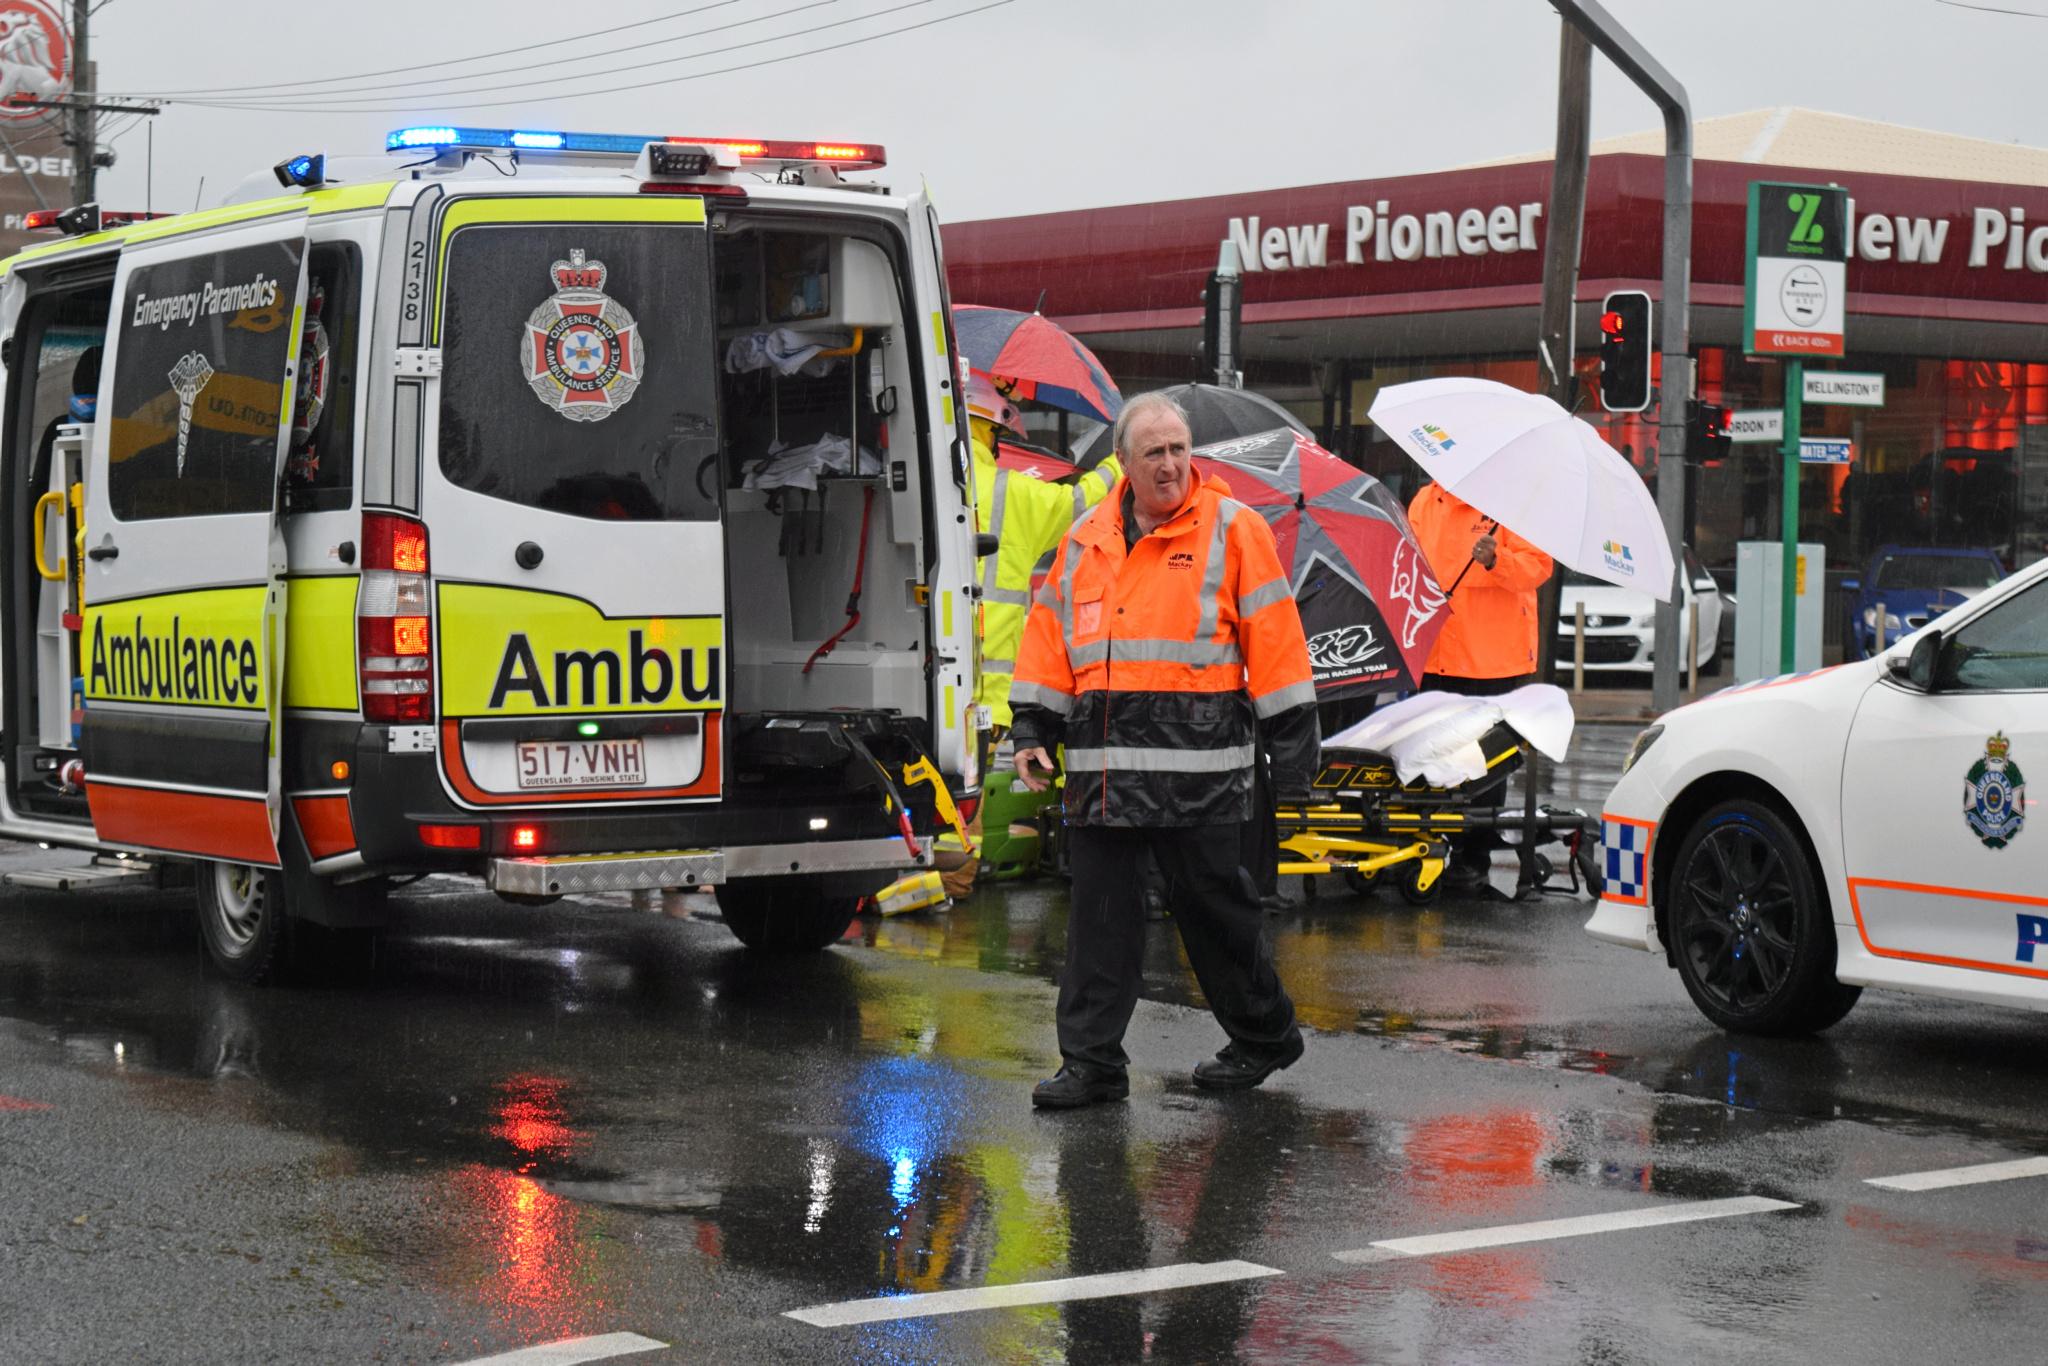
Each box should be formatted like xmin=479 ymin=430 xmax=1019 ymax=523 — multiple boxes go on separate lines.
xmin=1779 ymin=359 xmax=1803 ymax=672
xmin=1552 ymin=0 xmax=1691 ymax=716
xmin=1214 ymin=239 xmax=1242 ymax=389
xmin=68 ymin=0 xmax=91 ymax=207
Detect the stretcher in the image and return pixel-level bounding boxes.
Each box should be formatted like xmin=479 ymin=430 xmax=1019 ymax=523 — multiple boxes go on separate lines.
xmin=1274 ymin=687 xmax=1602 ymax=904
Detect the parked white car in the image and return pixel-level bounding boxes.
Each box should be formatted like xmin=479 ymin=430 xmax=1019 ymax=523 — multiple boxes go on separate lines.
xmin=1557 ymin=546 xmax=1724 ymax=675
xmin=1587 ymin=553 xmax=2048 ymax=1033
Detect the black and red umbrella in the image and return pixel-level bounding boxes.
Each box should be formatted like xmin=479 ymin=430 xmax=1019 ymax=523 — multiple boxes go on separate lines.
xmin=952 ymin=305 xmax=1123 ymax=426
xmin=993 ymin=435 xmax=1081 ymax=481
xmin=1194 ymin=428 xmax=1446 ymax=698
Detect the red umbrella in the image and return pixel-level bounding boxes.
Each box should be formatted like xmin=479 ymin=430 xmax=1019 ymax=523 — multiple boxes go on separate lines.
xmin=952 ymin=305 xmax=1123 ymax=426
xmin=1194 ymin=428 xmax=1446 ymax=698
xmin=994 ymin=437 xmax=1081 ymax=481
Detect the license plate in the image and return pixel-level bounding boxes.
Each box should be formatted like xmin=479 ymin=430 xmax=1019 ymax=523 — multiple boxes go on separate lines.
xmin=516 ymin=738 xmax=648 ymax=789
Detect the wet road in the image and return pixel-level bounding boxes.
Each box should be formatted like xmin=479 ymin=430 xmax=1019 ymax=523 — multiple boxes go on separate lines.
xmin=5 ymin=723 xmax=2048 ymax=1363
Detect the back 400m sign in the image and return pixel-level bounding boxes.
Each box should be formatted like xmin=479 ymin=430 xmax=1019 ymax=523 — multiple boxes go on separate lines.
xmin=1745 ymin=183 xmax=1848 ymax=357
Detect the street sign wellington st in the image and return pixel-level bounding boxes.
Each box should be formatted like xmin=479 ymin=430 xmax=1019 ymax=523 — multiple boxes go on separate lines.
xmin=1802 ymin=370 xmax=1885 ymax=406
xmin=1745 ymin=183 xmax=1848 ymax=358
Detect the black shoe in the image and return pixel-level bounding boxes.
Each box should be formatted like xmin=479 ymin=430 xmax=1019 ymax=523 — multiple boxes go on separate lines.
xmin=1193 ymin=1031 xmax=1305 ymax=1091
xmin=1443 ymin=861 xmax=1491 ymax=888
xmin=1032 ymin=1064 xmax=1130 ymax=1109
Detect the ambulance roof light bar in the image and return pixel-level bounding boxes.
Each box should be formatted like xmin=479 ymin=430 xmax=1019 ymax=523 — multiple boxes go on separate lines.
xmin=385 ymin=126 xmax=885 ymax=169
xmin=23 ymin=204 xmax=167 ymax=236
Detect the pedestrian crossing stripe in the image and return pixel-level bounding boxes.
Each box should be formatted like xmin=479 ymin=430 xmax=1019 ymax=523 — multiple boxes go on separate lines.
xmin=1602 ymin=814 xmax=1654 ymax=906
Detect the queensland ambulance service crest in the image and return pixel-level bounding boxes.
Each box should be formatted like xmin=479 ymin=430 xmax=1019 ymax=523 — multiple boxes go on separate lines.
xmin=1965 ymin=731 xmax=2025 ymax=850
xmin=521 ymin=249 xmax=642 ymax=422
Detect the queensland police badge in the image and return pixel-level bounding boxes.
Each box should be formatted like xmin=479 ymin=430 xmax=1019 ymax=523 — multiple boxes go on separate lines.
xmin=522 ymin=249 xmax=643 ymax=422
xmin=1965 ymin=731 xmax=2025 ymax=849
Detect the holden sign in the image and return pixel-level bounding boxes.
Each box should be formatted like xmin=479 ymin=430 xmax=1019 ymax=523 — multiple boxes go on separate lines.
xmin=1744 ymin=182 xmax=1848 ymax=357
xmin=0 ymin=1 xmax=68 ymax=123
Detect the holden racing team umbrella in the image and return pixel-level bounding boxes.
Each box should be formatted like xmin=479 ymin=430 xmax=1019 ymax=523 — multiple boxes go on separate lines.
xmin=951 ymin=305 xmax=1123 ymax=426
xmin=1366 ymin=376 xmax=1677 ymax=601
xmin=1075 ymin=382 xmax=1313 ymax=468
xmin=1193 ymin=427 xmax=1446 ymax=699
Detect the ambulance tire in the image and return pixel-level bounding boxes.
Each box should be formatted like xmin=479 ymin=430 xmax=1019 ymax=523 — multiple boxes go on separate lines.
xmin=1668 ymin=799 xmax=1862 ymax=1036
xmin=717 ymin=878 xmax=861 ymax=953
xmin=197 ymin=861 xmax=292 ymax=985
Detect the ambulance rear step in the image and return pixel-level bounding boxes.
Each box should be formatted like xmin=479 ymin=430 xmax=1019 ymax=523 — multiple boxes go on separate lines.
xmin=487 ymin=835 xmax=932 ymax=898
xmin=5 ymin=855 xmax=172 ymax=892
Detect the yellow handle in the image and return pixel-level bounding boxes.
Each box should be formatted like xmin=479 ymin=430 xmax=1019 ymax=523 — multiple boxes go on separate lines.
xmin=814 ymin=326 xmax=864 ymax=360
xmin=900 ymin=755 xmax=970 ymax=847
xmin=32 ymin=490 xmax=65 ymax=582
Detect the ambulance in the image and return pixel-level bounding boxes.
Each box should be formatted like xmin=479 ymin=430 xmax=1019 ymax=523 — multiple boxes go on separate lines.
xmin=0 ymin=127 xmax=983 ymax=981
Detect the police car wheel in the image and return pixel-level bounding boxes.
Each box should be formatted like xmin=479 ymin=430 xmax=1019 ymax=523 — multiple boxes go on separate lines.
xmin=1668 ymin=800 xmax=1861 ymax=1036
xmin=197 ymin=860 xmax=291 ymax=985
xmin=717 ymin=878 xmax=861 ymax=953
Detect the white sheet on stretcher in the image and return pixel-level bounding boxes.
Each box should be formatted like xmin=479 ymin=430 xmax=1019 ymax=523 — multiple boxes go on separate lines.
xmin=1323 ymin=684 xmax=1575 ymax=788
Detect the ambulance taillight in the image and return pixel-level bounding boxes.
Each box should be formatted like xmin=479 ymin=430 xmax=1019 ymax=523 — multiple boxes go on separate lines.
xmin=359 ymin=512 xmax=433 ymax=723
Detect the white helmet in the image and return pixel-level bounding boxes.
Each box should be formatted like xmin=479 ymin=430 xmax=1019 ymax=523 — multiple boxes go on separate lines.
xmin=965 ymin=368 xmax=1026 ymax=436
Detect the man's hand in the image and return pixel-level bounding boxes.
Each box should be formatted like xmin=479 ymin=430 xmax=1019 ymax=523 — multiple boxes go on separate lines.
xmin=1014 ymin=746 xmax=1056 ymax=793
xmin=1471 ymin=532 xmax=1498 ymax=569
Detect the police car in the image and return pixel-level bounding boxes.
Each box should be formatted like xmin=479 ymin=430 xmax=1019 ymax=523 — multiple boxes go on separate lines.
xmin=0 ymin=128 xmax=982 ymax=980
xmin=1587 ymin=553 xmax=2048 ymax=1034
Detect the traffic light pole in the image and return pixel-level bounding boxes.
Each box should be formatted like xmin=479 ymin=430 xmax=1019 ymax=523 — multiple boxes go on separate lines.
xmin=1779 ymin=359 xmax=1803 ymax=672
xmin=1552 ymin=0 xmax=1692 ymax=716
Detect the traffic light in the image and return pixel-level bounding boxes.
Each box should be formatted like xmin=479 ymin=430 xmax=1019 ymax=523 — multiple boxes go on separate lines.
xmin=1686 ymin=400 xmax=1733 ymax=465
xmin=1598 ymin=290 xmax=1653 ymax=413
xmin=1198 ymin=269 xmax=1242 ymax=386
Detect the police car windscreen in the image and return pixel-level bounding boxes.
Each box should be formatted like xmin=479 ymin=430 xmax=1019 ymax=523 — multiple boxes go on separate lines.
xmin=438 ymin=223 xmax=719 ymax=521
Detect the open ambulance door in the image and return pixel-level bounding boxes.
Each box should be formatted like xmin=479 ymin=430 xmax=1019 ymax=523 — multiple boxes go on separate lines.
xmin=79 ymin=208 xmax=310 ymax=866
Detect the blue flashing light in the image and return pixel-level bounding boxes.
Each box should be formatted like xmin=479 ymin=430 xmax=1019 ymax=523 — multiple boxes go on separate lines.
xmin=388 ymin=126 xmax=462 ymax=149
xmin=510 ymin=130 xmax=566 ymax=150
xmin=286 ymin=156 xmax=316 ymax=180
xmin=563 ymin=131 xmax=662 ymax=155
xmin=386 ymin=126 xmax=662 ymax=156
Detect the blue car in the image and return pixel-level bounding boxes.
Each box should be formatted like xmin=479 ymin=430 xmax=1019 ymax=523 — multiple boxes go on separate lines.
xmin=1844 ymin=545 xmax=2005 ymax=659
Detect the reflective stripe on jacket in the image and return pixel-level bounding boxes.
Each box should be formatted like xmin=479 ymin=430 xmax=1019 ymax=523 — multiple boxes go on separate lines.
xmin=972 ymin=419 xmax=1121 ymax=726
xmin=1010 ymin=472 xmax=1320 ymax=827
xmin=1408 ymin=484 xmax=1554 ymax=680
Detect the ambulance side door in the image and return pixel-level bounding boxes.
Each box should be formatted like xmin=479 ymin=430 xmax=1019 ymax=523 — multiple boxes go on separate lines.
xmin=80 ymin=209 xmax=310 ymax=866
xmin=1838 ymin=577 xmax=2048 ymax=985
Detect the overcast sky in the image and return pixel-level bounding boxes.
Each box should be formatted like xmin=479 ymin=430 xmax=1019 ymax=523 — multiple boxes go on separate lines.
xmin=82 ymin=0 xmax=2048 ymax=222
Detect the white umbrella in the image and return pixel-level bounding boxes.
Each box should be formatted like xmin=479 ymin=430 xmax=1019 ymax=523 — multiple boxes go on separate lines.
xmin=1367 ymin=376 xmax=1676 ymax=602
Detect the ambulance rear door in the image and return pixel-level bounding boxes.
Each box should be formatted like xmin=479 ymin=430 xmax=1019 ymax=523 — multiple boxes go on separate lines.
xmin=80 ymin=207 xmax=310 ymax=865
xmin=425 ymin=196 xmax=724 ymax=808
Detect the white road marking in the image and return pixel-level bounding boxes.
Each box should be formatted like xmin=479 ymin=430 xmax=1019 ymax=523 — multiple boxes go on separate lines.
xmin=1865 ymin=1156 xmax=2048 ymax=1192
xmin=1331 ymin=1195 xmax=1799 ymax=1263
xmin=456 ymin=1332 xmax=667 ymax=1365
xmin=785 ymin=1259 xmax=1284 ymax=1328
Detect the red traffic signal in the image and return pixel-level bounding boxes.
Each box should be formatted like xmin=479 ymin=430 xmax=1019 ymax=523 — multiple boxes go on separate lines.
xmin=1597 ymin=291 xmax=1652 ymax=413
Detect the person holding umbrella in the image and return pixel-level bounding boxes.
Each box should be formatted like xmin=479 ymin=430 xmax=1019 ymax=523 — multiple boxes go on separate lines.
xmin=1407 ymin=480 xmax=1554 ymax=697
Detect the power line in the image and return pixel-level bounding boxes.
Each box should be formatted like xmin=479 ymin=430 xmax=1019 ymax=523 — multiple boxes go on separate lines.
xmin=109 ymin=0 xmax=836 ymax=106
xmin=165 ymin=0 xmax=1005 ymax=115
xmin=101 ymin=0 xmax=751 ymax=98
xmin=1933 ymin=0 xmax=2048 ymax=15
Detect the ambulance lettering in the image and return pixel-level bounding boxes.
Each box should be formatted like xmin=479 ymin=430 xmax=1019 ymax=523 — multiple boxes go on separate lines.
xmin=87 ymin=614 xmax=260 ymax=705
xmin=488 ymin=630 xmax=720 ymax=710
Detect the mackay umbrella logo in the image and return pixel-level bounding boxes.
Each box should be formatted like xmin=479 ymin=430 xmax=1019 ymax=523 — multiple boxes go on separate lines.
xmin=1965 ymin=731 xmax=2025 ymax=849
xmin=522 ymin=249 xmax=643 ymax=423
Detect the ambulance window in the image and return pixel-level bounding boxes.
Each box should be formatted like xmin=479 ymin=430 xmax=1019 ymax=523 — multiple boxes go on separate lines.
xmin=1939 ymin=580 xmax=2048 ymax=692
xmin=284 ymin=243 xmax=361 ymax=512
xmin=17 ymin=290 xmax=108 ymax=507
xmin=438 ymin=223 xmax=719 ymax=522
xmin=106 ymin=237 xmax=305 ymax=521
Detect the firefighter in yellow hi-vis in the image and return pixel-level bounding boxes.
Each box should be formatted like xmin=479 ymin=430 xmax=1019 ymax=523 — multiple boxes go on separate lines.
xmin=940 ymin=370 xmax=1120 ymax=896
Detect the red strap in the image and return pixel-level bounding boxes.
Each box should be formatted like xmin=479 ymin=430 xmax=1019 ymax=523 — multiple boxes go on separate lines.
xmin=803 ymin=484 xmax=875 ymax=673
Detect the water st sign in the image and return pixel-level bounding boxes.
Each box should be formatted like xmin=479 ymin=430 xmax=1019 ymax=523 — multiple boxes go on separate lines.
xmin=1802 ymin=370 xmax=1885 ymax=406
xmin=1729 ymin=409 xmax=1784 ymax=444
xmin=1745 ymin=182 xmax=1848 ymax=357
xmin=1799 ymin=438 xmax=1854 ymax=465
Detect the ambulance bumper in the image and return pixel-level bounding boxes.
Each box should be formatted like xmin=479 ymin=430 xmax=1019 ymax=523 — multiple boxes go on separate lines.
xmin=486 ymin=835 xmax=932 ymax=897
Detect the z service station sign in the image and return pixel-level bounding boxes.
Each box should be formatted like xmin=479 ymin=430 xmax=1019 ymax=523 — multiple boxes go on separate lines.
xmin=1746 ymin=182 xmax=1848 ymax=357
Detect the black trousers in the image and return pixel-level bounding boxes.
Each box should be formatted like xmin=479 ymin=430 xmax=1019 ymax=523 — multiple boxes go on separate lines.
xmin=1059 ymin=823 xmax=1297 ymax=1073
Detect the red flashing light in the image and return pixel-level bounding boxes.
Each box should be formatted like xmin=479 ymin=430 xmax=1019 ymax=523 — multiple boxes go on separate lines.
xmin=22 ymin=209 xmax=58 ymax=231
xmin=664 ymin=136 xmax=885 ymax=168
xmin=1600 ymin=310 xmax=1625 ymax=337
xmin=419 ymin=823 xmax=482 ymax=850
xmin=511 ymin=825 xmax=541 ymax=851
xmin=638 ymin=181 xmax=750 ymax=202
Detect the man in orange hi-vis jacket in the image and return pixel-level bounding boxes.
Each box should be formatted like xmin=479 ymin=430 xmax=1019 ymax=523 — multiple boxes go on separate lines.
xmin=1407 ymin=481 xmax=1555 ymax=694
xmin=1011 ymin=392 xmax=1319 ymax=1109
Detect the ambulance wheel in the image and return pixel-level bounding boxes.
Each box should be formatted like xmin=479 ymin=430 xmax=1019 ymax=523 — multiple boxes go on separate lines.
xmin=1668 ymin=799 xmax=1861 ymax=1036
xmin=197 ymin=861 xmax=291 ymax=985
xmin=717 ymin=878 xmax=861 ymax=953
xmin=1397 ymin=861 xmax=1443 ymax=906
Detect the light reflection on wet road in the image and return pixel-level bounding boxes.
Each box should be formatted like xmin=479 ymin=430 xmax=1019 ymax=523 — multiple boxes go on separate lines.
xmin=3 ymin=723 xmax=2048 ymax=1362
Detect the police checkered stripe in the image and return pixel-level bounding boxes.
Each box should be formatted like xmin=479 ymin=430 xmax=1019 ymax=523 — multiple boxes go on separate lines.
xmin=1602 ymin=818 xmax=1648 ymax=900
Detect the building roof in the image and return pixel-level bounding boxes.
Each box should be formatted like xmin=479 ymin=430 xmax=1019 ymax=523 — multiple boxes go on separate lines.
xmin=1472 ymin=107 xmax=2048 ymax=188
